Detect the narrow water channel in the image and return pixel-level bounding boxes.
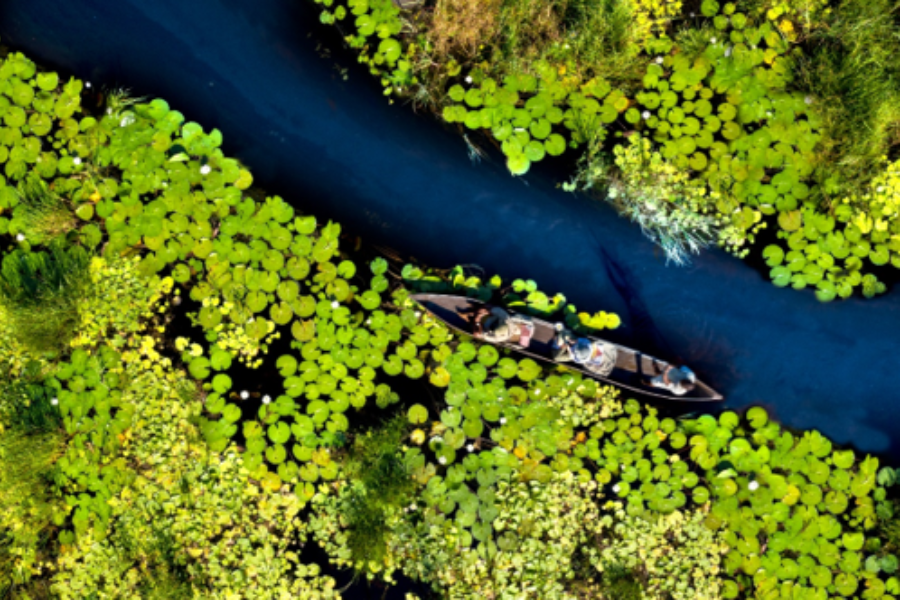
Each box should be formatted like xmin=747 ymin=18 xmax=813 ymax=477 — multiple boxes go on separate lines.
xmin=3 ymin=0 xmax=899 ymax=463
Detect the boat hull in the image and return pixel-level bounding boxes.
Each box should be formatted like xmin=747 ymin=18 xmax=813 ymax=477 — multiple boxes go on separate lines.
xmin=411 ymin=293 xmax=723 ymax=402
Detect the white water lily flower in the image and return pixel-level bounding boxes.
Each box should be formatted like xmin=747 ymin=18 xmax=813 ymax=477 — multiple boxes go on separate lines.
xmin=438 ymin=456 xmax=447 ymax=465
xmin=711 ymin=37 xmax=717 ymax=44
xmin=73 ymin=157 xmax=82 ymax=165
xmin=500 ymin=417 xmax=507 ymax=425
xmin=262 ymin=395 xmax=271 ymax=404
xmin=51 ymin=397 xmax=59 ymax=406
xmin=466 ymin=444 xmax=475 ymax=452
xmin=641 ymin=111 xmax=651 ymax=120
xmin=331 ymin=300 xmax=339 ymax=309
xmin=613 ymin=484 xmax=620 ymax=493
xmin=655 ymin=56 xmax=664 ymax=64
xmin=240 ymin=390 xmax=250 ymax=400
xmin=85 ymin=82 xmax=91 ymax=88
xmin=415 ymin=311 xmax=421 ymax=317
xmin=534 ymin=388 xmax=541 ymax=395
xmin=465 ymin=76 xmax=472 ymax=84
xmin=749 ymin=480 xmax=760 ymax=491
xmin=15 ymin=233 xmax=25 ymax=242
xmin=200 ymin=164 xmax=212 ymax=175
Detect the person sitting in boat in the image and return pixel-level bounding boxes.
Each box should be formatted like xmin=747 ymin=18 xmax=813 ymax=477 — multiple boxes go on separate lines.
xmin=467 ymin=306 xmax=534 ymax=347
xmin=648 ymin=365 xmax=696 ymax=396
xmin=552 ymin=328 xmax=617 ymax=377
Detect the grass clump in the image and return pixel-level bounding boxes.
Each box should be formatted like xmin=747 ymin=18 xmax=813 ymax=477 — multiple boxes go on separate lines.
xmin=794 ymin=0 xmax=900 ymax=198
xmin=556 ymin=0 xmax=647 ymax=89
xmin=15 ymin=176 xmax=75 ymax=244
xmin=0 ymin=243 xmax=93 ymax=353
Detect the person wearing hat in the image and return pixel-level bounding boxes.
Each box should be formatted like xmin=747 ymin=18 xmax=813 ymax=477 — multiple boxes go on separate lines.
xmin=648 ymin=365 xmax=696 ymax=396
xmin=467 ymin=306 xmax=534 ymax=347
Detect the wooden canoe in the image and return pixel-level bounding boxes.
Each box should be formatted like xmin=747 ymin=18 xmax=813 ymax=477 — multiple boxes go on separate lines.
xmin=412 ymin=293 xmax=723 ymax=402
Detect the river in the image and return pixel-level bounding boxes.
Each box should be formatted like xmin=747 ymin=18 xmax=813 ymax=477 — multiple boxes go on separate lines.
xmin=2 ymin=0 xmax=899 ymax=464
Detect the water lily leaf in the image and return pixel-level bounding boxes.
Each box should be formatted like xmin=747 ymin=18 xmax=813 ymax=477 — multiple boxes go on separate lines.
xmin=834 ymin=450 xmax=855 ymax=469
xmin=835 ymin=573 xmax=858 ymax=596
xmin=762 ymin=245 xmax=784 ymax=267
xmin=189 ymin=357 xmax=211 ymax=380
xmin=408 ymin=403 xmax=428 ymax=424
xmin=770 ymin=266 xmax=791 ymax=287
xmin=545 ymin=133 xmax=566 ymax=156
xmin=378 ymin=38 xmax=402 ymax=63
xmin=815 ymin=279 xmax=836 ymax=302
xmin=269 ymin=421 xmax=291 ymax=444
xmin=507 ymin=152 xmax=530 ymax=176
xmin=222 ymin=403 xmax=241 ymax=423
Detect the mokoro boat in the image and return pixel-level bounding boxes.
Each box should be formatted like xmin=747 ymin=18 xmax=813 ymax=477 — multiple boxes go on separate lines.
xmin=412 ymin=293 xmax=723 ymax=402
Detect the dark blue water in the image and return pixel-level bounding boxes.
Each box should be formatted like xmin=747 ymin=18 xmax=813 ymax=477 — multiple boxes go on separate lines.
xmin=2 ymin=0 xmax=899 ymax=464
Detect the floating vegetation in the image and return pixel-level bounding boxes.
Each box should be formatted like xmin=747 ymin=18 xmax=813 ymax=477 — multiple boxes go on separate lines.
xmin=1 ymin=42 xmax=900 ymax=599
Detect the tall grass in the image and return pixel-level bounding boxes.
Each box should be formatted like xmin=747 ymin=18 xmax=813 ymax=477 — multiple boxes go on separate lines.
xmin=794 ymin=0 xmax=900 ymax=198
xmin=16 ymin=176 xmax=75 ymax=244
xmin=0 ymin=242 xmax=93 ymax=353
xmin=559 ymin=0 xmax=647 ymax=90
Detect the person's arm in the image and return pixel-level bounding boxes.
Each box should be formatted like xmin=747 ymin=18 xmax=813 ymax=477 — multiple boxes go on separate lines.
xmin=662 ymin=366 xmax=674 ymax=386
xmin=472 ymin=308 xmax=489 ymax=337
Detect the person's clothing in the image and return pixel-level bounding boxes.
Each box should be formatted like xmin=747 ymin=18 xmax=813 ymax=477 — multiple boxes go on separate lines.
xmin=649 ymin=366 xmax=696 ymax=396
xmin=552 ymin=331 xmax=617 ymax=376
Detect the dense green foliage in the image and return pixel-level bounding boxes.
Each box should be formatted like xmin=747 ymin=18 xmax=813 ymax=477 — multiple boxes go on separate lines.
xmin=310 ymin=0 xmax=900 ymax=296
xmin=1 ymin=43 xmax=900 ymax=600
